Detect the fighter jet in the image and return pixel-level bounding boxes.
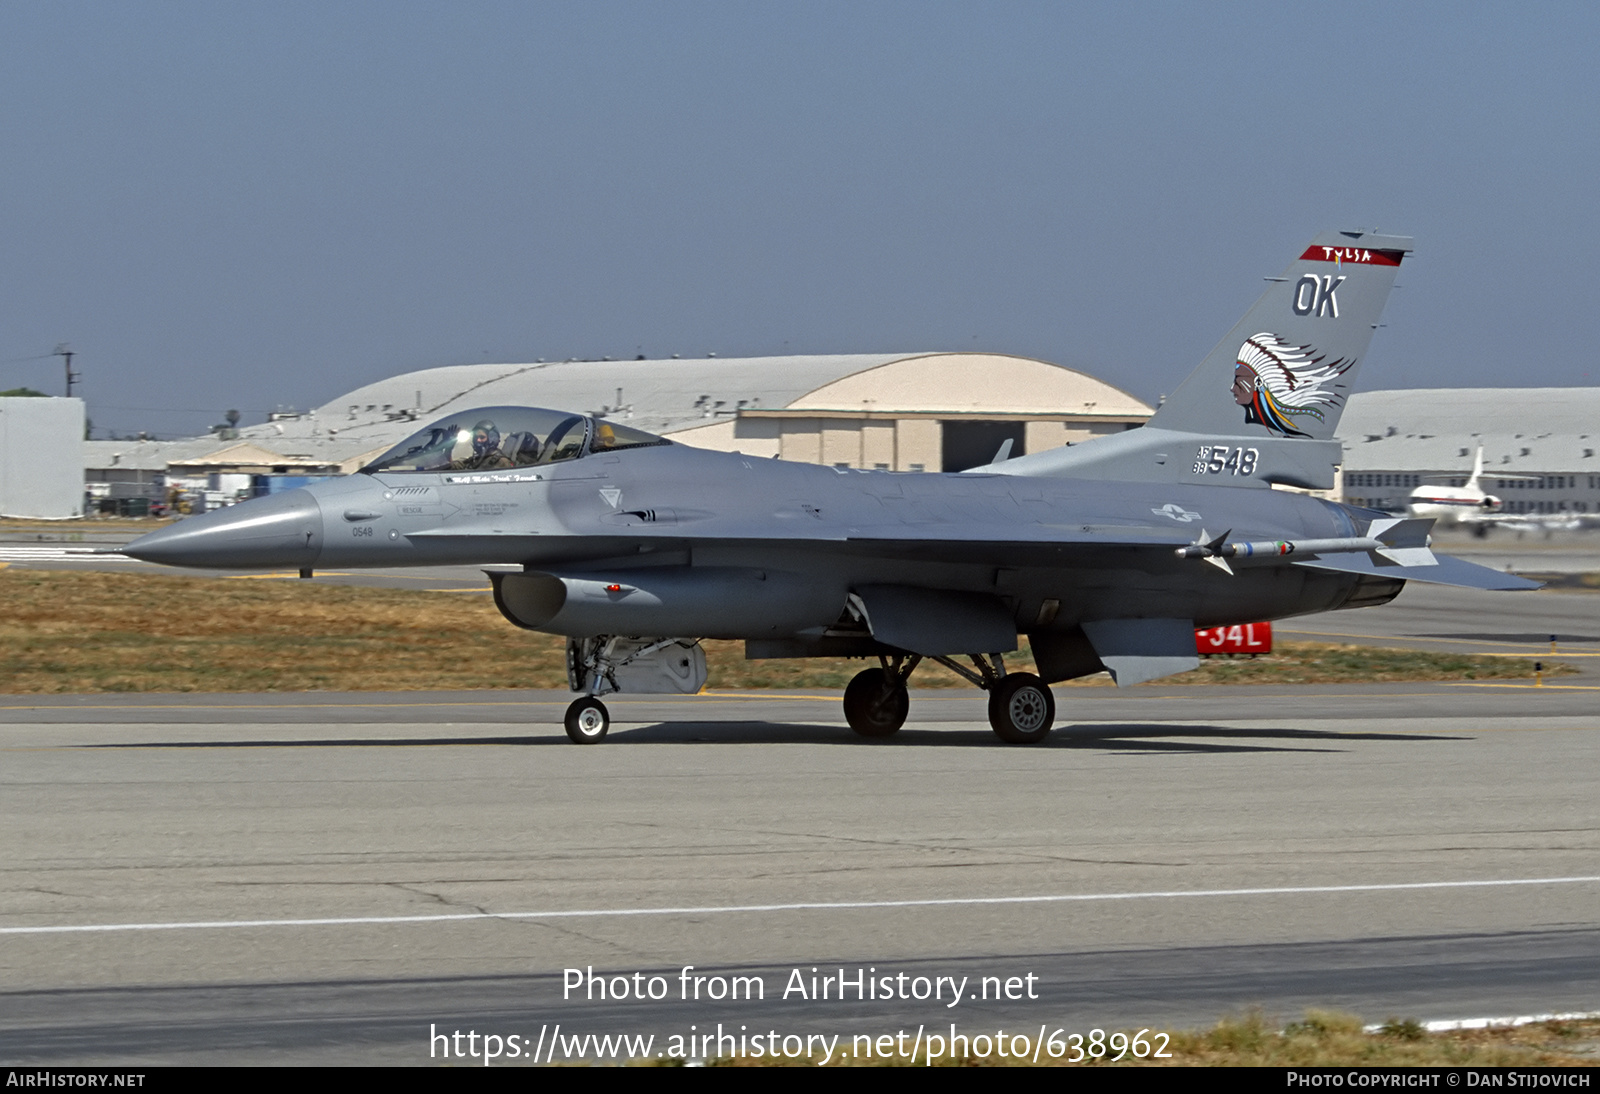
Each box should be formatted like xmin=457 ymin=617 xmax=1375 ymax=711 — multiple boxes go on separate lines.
xmin=123 ymin=230 xmax=1536 ymax=745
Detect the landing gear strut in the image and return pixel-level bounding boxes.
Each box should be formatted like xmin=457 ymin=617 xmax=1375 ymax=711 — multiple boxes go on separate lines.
xmin=564 ymin=696 xmax=610 ymax=744
xmin=926 ymin=651 xmax=1055 ymax=745
xmin=843 ymin=654 xmax=919 ymax=737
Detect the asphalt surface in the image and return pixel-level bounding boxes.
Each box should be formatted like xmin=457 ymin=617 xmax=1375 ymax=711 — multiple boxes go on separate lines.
xmin=2 ymin=537 xmax=1598 ymax=1065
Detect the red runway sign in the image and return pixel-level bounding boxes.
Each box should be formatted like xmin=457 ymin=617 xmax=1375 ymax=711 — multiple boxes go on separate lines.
xmin=1195 ymin=622 xmax=1272 ymax=654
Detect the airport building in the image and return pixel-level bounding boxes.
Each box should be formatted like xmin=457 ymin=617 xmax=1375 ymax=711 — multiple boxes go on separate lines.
xmin=1335 ymin=388 xmax=1600 ymax=515
xmin=81 ymin=352 xmax=1153 ymax=509
xmin=72 ymin=353 xmax=1600 ymax=521
xmin=2 ymin=396 xmax=85 ymax=518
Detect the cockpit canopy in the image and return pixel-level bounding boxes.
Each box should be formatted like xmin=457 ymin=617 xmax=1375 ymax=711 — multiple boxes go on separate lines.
xmin=360 ymin=406 xmax=669 ymax=474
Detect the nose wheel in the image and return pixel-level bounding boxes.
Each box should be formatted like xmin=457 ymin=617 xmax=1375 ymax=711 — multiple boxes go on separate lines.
xmin=987 ymin=672 xmax=1055 ymax=744
xmin=564 ymin=696 xmax=611 ymax=744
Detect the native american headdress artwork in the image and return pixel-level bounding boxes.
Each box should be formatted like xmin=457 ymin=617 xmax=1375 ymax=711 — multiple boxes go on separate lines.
xmin=1230 ymin=332 xmax=1353 ymax=438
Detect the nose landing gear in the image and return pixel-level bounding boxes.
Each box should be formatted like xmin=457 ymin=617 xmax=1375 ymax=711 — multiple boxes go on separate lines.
xmin=564 ymin=696 xmax=610 ymax=743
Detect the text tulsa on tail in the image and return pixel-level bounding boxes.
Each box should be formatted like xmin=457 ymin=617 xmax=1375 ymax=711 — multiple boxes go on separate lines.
xmin=123 ymin=230 xmax=1536 ymax=745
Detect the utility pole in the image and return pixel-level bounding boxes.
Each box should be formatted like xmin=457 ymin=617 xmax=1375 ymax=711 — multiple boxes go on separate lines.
xmin=54 ymin=343 xmax=79 ymax=397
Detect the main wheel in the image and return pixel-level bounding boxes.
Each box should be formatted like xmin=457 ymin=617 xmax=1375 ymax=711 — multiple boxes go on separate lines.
xmin=843 ymin=668 xmax=909 ymax=737
xmin=987 ymin=673 xmax=1054 ymax=744
xmin=564 ymin=696 xmax=610 ymax=744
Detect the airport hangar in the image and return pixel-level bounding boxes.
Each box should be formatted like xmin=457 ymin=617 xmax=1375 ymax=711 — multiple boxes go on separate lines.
xmin=74 ymin=354 xmax=1600 ymax=520
xmin=1334 ymin=388 xmax=1600 ymax=516
xmin=81 ymin=352 xmax=1154 ymax=510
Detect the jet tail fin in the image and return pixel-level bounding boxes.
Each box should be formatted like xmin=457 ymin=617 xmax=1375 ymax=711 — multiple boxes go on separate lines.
xmin=998 ymin=230 xmax=1412 ymax=490
xmin=1149 ymin=229 xmax=1410 ymax=440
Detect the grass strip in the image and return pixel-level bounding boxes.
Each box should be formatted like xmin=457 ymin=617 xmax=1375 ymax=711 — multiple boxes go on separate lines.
xmin=0 ymin=569 xmax=1567 ymax=694
xmin=699 ymin=1009 xmax=1600 ymax=1067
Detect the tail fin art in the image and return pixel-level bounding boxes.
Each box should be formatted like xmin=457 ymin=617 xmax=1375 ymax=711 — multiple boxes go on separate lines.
xmin=1149 ymin=230 xmax=1410 ymax=440
xmin=999 ymin=229 xmax=1412 ymax=489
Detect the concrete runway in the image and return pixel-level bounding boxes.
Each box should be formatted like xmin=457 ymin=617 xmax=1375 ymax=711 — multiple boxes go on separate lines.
xmin=4 ymin=677 xmax=1600 ymax=1059
xmin=2 ymin=551 xmax=1598 ymax=1064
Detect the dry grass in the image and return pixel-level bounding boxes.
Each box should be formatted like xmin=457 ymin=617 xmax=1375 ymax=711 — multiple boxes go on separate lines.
xmin=1153 ymin=1009 xmax=1598 ymax=1068
xmin=0 ymin=517 xmax=174 ymax=531
xmin=701 ymin=1010 xmax=1600 ymax=1067
xmin=0 ymin=569 xmax=1566 ymax=694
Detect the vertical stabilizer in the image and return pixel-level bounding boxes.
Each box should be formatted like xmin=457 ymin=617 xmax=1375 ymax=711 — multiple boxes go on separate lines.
xmin=997 ymin=229 xmax=1413 ymax=489
xmin=1466 ymin=445 xmax=1485 ymax=491
xmin=1148 ymin=229 xmax=1411 ymax=440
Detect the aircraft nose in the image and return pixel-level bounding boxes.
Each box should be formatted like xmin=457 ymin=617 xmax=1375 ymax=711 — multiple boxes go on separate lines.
xmin=122 ymin=489 xmax=325 ymax=569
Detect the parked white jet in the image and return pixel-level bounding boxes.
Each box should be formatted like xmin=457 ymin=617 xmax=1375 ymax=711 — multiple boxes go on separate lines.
xmin=1408 ymin=448 xmax=1592 ymax=535
xmin=1406 ymin=447 xmax=1503 ymax=529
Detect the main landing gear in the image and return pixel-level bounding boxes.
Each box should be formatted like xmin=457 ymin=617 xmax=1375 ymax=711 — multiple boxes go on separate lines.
xmin=842 ymin=652 xmax=1056 ymax=744
xmin=842 ymin=655 xmax=917 ymax=737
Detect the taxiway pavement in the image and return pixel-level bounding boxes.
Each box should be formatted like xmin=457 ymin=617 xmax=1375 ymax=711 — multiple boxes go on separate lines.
xmin=1 ymin=563 xmax=1597 ymax=1064
xmin=3 ymin=681 xmax=1599 ymax=1063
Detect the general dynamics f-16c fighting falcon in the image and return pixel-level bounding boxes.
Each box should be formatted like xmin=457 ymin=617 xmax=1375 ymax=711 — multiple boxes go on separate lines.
xmin=123 ymin=230 xmax=1537 ymax=745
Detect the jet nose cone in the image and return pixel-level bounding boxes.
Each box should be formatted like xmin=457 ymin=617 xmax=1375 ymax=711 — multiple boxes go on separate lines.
xmin=123 ymin=489 xmax=325 ymax=569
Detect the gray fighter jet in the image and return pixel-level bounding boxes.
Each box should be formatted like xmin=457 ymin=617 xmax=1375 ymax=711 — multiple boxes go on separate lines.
xmin=123 ymin=230 xmax=1535 ymax=744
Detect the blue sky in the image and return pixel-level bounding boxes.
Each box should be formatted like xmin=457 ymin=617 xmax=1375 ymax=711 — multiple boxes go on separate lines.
xmin=3 ymin=2 xmax=1596 ymax=437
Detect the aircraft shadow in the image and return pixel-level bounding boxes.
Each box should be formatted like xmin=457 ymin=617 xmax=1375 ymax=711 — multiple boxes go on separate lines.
xmin=86 ymin=722 xmax=1463 ymax=753
xmin=603 ymin=722 xmax=1368 ymax=753
xmin=1050 ymin=723 xmax=1465 ymax=755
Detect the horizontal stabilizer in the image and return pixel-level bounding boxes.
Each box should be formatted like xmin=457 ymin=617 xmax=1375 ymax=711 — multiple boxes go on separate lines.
xmin=1293 ymin=553 xmax=1541 ymax=591
xmin=1081 ymin=618 xmax=1199 ymax=687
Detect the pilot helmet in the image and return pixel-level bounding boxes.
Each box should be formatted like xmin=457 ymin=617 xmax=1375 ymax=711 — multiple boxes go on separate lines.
xmin=470 ymin=419 xmax=500 ymax=457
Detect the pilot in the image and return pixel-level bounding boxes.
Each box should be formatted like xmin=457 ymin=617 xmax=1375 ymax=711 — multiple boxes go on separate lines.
xmin=450 ymin=419 xmax=515 ymax=470
xmin=591 ymin=422 xmax=618 ymax=451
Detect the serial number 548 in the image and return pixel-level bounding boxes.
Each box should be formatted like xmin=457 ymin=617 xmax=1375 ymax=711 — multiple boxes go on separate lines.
xmin=1193 ymin=445 xmax=1259 ymax=476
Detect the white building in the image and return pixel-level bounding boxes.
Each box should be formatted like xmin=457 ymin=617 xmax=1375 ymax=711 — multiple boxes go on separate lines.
xmin=1336 ymin=388 xmax=1600 ymax=515
xmin=1 ymin=397 xmax=85 ymax=518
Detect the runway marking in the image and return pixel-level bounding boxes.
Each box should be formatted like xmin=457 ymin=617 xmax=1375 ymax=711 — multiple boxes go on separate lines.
xmin=0 ymin=689 xmax=1528 ymax=714
xmin=0 ymin=547 xmax=139 ymax=563
xmin=1447 ymin=682 xmax=1600 ymax=691
xmin=0 ymin=687 xmax=1465 ymax=713
xmin=1477 ymin=651 xmax=1600 ymax=657
xmin=0 ymin=700 xmax=573 ymax=712
xmin=1280 ymin=627 xmax=1599 ymax=649
xmin=224 ymin=572 xmax=354 ymax=580
xmin=4 ymin=875 xmax=1597 ymax=937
